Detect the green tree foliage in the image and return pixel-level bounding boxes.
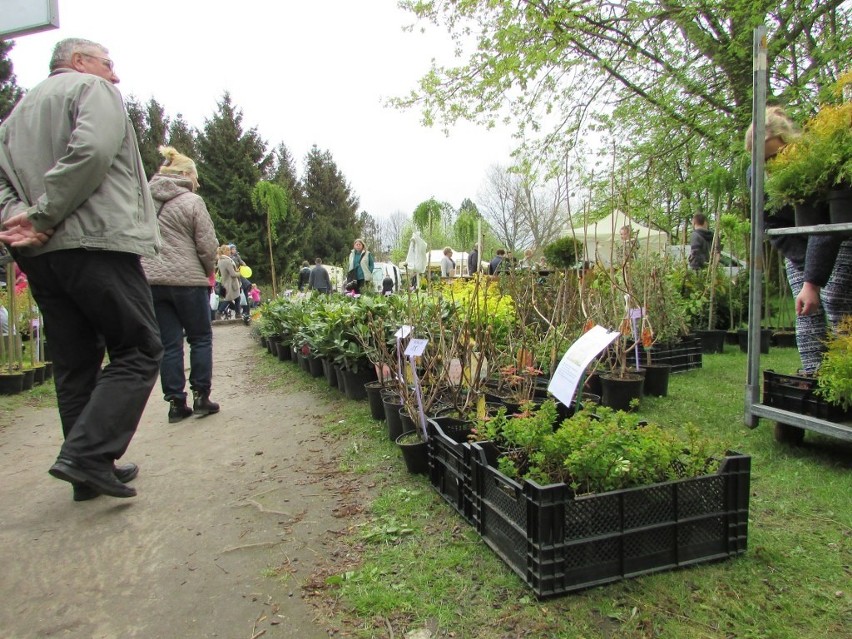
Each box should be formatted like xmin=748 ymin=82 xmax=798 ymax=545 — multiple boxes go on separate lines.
xmin=543 ymin=236 xmax=581 ymax=269
xmin=412 ymin=197 xmax=448 ymax=245
xmin=358 ymin=211 xmax=383 ymax=259
xmin=299 ymin=145 xmax=360 ymax=266
xmin=125 ymin=97 xmax=170 ymax=179
xmin=251 ymin=181 xmax=293 ymax=296
xmin=195 ymin=92 xmax=272 ymax=275
xmin=167 ymin=113 xmax=197 ymax=158
xmin=453 ymin=206 xmax=479 ymax=249
xmin=0 ymin=41 xmax=23 ymax=122
xmin=398 ymin=1 xmax=848 ymax=160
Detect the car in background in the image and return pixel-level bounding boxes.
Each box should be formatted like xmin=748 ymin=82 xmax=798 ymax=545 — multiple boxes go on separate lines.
xmin=667 ymin=245 xmax=745 ymax=281
xmin=371 ymin=262 xmax=403 ymax=293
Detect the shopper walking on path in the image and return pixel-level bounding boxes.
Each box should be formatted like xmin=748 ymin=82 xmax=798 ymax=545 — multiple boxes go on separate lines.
xmin=142 ymin=146 xmax=219 ymax=423
xmin=0 ymin=37 xmax=163 ymax=500
xmin=216 ymin=244 xmax=242 ymax=317
xmin=308 ymin=257 xmax=332 ymax=294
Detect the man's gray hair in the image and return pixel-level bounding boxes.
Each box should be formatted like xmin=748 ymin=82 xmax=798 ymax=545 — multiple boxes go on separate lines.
xmin=49 ymin=38 xmax=107 ymax=72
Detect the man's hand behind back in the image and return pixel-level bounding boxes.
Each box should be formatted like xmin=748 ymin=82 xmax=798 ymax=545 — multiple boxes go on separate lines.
xmin=0 ymin=212 xmax=54 ymax=248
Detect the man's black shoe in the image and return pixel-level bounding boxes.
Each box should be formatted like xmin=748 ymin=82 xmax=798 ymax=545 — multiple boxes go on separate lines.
xmin=73 ymin=462 xmax=140 ymax=501
xmin=50 ymin=459 xmax=137 ymax=499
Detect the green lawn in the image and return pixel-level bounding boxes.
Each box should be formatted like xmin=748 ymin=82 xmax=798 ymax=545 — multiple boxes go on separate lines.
xmin=255 ymin=343 xmax=851 ymax=639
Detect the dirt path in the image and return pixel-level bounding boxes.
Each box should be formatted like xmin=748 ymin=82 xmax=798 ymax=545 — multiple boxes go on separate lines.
xmin=0 ymin=322 xmax=351 ymax=639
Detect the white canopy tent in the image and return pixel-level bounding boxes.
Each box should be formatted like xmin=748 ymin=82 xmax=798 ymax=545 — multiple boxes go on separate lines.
xmin=566 ymin=210 xmax=670 ymax=266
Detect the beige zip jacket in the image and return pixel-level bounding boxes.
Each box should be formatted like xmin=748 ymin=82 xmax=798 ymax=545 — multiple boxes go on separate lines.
xmin=0 ymin=68 xmax=159 ymax=257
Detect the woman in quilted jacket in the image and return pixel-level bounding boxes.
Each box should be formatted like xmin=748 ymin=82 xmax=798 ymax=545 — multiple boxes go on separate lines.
xmin=141 ymin=146 xmax=220 ymax=423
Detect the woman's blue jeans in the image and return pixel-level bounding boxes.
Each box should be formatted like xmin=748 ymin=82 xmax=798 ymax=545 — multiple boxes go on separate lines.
xmin=151 ymin=285 xmax=213 ymax=401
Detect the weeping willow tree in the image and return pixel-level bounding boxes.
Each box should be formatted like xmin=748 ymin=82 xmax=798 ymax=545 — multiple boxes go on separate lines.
xmin=412 ymin=197 xmax=447 ymax=247
xmin=251 ymin=181 xmax=290 ymax=297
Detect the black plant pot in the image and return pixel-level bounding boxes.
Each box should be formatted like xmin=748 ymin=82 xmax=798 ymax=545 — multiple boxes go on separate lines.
xmin=398 ymin=407 xmax=418 ymax=435
xmin=640 ymin=364 xmax=672 ymax=397
xmin=695 ymin=329 xmax=726 ymax=354
xmin=584 ymin=371 xmax=602 ymax=397
xmin=321 ymin=358 xmax=337 ymax=388
xmin=341 ymin=367 xmax=377 ymax=401
xmin=382 ymin=394 xmax=403 ymax=441
xmin=396 ymin=432 xmax=429 ymax=475
xmin=275 ymin=340 xmax=291 ymax=361
xmin=827 ymin=185 xmax=852 ymax=226
xmin=772 ymin=331 xmax=797 ymax=348
xmin=737 ymin=329 xmax=770 ymax=354
xmin=598 ymin=373 xmax=644 ymax=411
xmin=334 ymin=365 xmax=346 ymax=394
xmin=364 ymin=381 xmax=386 ymax=421
xmin=307 ymin=356 xmax=324 ymax=378
xmin=290 ymin=344 xmax=299 ymax=363
xmin=32 ymin=364 xmax=46 ymax=385
xmin=794 ymin=196 xmax=830 ymax=227
xmin=20 ymin=368 xmax=35 ymax=391
xmin=0 ymin=372 xmax=24 ymax=395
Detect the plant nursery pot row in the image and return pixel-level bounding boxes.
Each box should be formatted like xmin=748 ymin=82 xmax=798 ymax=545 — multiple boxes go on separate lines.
xmin=0 ymin=363 xmax=53 ymax=396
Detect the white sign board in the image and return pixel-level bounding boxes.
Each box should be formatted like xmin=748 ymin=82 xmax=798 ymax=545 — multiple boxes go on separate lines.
xmin=548 ymin=325 xmax=620 ymax=407
xmin=0 ymin=0 xmax=59 ymax=39
xmin=403 ymin=338 xmax=428 ymax=358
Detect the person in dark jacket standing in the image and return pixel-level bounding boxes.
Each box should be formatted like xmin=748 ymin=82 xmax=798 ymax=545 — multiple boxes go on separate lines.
xmin=468 ymin=245 xmax=479 ymax=275
xmin=297 ymin=260 xmax=312 ymax=291
xmin=308 ymin=257 xmax=332 ymax=293
xmin=489 ymin=248 xmax=506 ymax=275
xmin=688 ymin=214 xmax=714 ymax=269
xmin=142 ymin=147 xmax=219 ymax=424
xmin=0 ymin=38 xmax=163 ymax=500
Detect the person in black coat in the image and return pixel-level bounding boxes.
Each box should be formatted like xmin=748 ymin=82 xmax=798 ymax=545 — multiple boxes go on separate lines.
xmin=297 ymin=260 xmax=311 ymax=291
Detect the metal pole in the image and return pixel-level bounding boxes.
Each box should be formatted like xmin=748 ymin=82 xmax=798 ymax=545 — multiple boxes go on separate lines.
xmin=745 ymin=25 xmax=768 ymax=428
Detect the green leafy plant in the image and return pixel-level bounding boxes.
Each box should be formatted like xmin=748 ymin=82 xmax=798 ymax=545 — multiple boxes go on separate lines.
xmin=542 ymin=236 xmax=581 ymax=269
xmin=765 ymin=76 xmax=852 ymax=209
xmin=483 ymin=404 xmax=721 ymax=495
xmin=815 ymin=315 xmax=852 ymax=410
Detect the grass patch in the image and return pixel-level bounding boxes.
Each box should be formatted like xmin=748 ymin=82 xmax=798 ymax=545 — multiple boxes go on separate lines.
xmin=259 ymin=342 xmax=851 ymax=639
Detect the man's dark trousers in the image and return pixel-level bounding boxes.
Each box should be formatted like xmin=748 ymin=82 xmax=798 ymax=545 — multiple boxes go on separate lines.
xmin=15 ymin=249 xmax=163 ymax=471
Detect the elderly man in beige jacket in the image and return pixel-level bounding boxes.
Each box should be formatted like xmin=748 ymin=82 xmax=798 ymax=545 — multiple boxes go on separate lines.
xmin=0 ymin=38 xmax=163 ymax=501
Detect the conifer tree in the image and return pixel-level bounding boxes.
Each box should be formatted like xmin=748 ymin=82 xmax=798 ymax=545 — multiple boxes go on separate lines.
xmin=299 ymin=145 xmax=359 ymax=265
xmin=167 ymin=114 xmax=197 ymax=158
xmin=0 ymin=41 xmax=23 ymax=122
xmin=195 ymin=92 xmax=272 ymax=274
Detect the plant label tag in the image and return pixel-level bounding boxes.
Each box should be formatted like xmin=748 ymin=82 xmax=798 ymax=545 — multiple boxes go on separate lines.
xmin=629 ymin=307 xmax=645 ymax=319
xmin=448 ymin=358 xmax=463 ymax=385
xmin=548 ymin=325 xmax=619 ymax=407
xmin=395 ymin=325 xmax=413 ymax=339
xmin=404 ymin=338 xmax=428 ymax=357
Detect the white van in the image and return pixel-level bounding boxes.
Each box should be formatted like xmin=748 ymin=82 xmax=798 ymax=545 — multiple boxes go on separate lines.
xmin=667 ymin=245 xmax=745 ymax=280
xmin=371 ymin=262 xmax=403 ymax=293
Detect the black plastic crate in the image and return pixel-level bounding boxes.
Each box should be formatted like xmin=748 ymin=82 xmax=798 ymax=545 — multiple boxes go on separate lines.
xmin=470 ymin=445 xmax=750 ymax=598
xmin=762 ymin=370 xmax=851 ymax=422
xmin=642 ymin=338 xmax=702 ymax=374
xmin=427 ymin=419 xmax=475 ymax=525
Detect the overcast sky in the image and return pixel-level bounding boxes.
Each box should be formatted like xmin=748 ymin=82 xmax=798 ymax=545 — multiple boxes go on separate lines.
xmin=6 ymin=0 xmax=516 ymax=220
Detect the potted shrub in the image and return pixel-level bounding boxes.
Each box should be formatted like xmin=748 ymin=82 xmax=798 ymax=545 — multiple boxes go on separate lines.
xmin=765 ymin=73 xmax=852 ymax=224
xmin=815 ymin=315 xmax=852 ymax=411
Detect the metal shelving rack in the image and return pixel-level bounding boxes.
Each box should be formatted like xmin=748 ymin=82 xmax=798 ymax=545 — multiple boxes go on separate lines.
xmin=743 ymin=27 xmax=852 ymax=442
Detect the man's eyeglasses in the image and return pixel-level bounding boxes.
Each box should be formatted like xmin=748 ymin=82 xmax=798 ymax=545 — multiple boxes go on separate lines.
xmin=81 ymin=52 xmax=114 ymax=71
